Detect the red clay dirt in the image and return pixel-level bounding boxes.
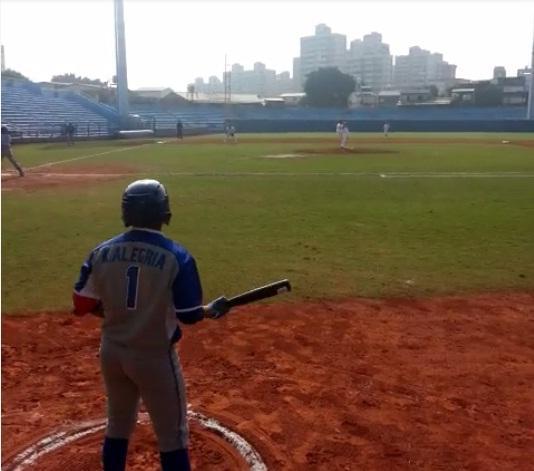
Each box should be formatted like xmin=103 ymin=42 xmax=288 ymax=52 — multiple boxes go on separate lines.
xmin=2 ymin=293 xmax=534 ymax=470
xmin=293 ymin=147 xmax=397 ymax=155
xmin=1 ymin=164 xmax=137 ymax=192
xmin=183 ymin=136 xmax=534 ymax=147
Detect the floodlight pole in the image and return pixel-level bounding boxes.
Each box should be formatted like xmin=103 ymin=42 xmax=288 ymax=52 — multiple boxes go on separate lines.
xmin=114 ymin=0 xmax=130 ymax=127
xmin=527 ymin=20 xmax=534 ymax=120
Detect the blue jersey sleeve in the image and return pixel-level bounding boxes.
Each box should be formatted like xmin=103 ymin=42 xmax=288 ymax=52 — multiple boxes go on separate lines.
xmin=73 ymin=250 xmax=99 ymax=299
xmin=173 ymin=252 xmax=204 ymax=324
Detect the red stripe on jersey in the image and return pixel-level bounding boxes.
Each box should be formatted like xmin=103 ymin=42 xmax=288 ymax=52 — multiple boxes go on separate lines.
xmin=72 ymin=292 xmax=100 ymax=316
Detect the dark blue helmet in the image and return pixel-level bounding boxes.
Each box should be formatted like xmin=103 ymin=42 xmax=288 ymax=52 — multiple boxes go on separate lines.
xmin=121 ymin=179 xmax=171 ymax=227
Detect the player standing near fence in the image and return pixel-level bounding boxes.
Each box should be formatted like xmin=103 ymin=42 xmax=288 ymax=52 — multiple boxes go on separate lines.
xmin=72 ymin=179 xmax=229 ymax=471
xmin=224 ymin=122 xmax=237 ymax=144
xmin=1 ymin=126 xmax=24 ymax=177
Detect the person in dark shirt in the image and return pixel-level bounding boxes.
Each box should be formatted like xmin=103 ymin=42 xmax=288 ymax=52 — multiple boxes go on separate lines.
xmin=1 ymin=126 xmax=24 ymax=177
xmin=66 ymin=122 xmax=75 ymax=145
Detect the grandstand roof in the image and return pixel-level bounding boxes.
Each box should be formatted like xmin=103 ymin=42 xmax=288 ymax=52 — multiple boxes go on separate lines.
xmin=280 ymin=93 xmax=306 ymax=98
xmin=134 ymin=87 xmax=175 ymax=99
xmin=38 ymin=81 xmax=109 ymax=90
xmin=175 ymin=92 xmax=263 ymax=104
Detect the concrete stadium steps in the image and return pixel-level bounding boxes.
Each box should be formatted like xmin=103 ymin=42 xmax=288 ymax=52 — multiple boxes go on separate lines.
xmin=1 ymin=82 xmax=114 ymax=137
xmin=131 ymin=108 xmax=226 ymax=130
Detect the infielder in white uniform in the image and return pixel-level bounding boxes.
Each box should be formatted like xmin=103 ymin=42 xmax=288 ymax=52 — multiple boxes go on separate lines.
xmin=340 ymin=121 xmax=350 ymax=150
xmin=335 ymin=121 xmax=343 ymax=145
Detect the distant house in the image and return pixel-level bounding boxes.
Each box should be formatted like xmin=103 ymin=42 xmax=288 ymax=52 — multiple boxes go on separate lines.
xmin=399 ymin=89 xmax=432 ymax=105
xmin=133 ymin=87 xmax=188 ymax=106
xmin=350 ymin=89 xmax=378 ymax=107
xmin=451 ymin=88 xmax=475 ymax=104
xmin=498 ymin=77 xmax=528 ymax=105
xmin=263 ymin=97 xmax=286 ymax=107
xmin=134 ymin=87 xmax=176 ymax=100
xmin=279 ymin=92 xmax=306 ymax=106
xmin=450 ymin=76 xmax=527 ymax=106
xmin=378 ymin=90 xmax=400 ymax=105
xmin=175 ymin=92 xmax=263 ymax=105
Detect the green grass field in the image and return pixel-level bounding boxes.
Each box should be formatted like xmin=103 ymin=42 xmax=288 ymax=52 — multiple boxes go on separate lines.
xmin=2 ymin=132 xmax=534 ymax=313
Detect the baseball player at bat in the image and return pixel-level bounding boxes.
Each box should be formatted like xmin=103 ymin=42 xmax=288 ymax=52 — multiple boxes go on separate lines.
xmin=72 ymin=179 xmax=229 ymax=471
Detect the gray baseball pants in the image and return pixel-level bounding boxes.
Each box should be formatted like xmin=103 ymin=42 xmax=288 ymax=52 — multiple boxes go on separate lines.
xmin=100 ymin=341 xmax=189 ymax=452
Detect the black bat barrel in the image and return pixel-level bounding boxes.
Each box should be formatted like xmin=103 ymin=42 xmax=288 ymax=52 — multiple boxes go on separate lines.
xmin=227 ymin=279 xmax=291 ymax=307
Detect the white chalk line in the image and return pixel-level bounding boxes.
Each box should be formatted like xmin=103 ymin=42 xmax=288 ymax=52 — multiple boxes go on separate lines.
xmin=190 ymin=410 xmax=267 ymax=471
xmin=4 ymin=410 xmax=267 ymax=471
xmin=4 ymin=170 xmax=534 ymax=179
xmin=26 ymin=140 xmax=163 ymax=170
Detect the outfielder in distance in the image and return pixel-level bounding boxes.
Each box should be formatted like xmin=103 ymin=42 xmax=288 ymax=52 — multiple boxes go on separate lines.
xmin=72 ymin=179 xmax=229 ymax=471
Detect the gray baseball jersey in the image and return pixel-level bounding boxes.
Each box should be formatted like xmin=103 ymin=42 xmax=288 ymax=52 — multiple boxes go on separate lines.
xmin=74 ymin=227 xmax=204 ymax=450
xmin=74 ymin=227 xmax=204 ymax=351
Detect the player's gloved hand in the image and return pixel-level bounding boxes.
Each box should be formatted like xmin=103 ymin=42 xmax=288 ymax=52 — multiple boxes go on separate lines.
xmin=204 ymin=296 xmax=230 ymax=319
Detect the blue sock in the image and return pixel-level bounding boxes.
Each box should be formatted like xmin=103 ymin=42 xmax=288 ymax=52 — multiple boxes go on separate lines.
xmin=160 ymin=448 xmax=191 ymax=471
xmin=102 ymin=436 xmax=129 ymax=471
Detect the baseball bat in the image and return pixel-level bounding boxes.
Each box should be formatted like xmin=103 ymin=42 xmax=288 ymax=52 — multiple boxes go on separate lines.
xmin=227 ymin=279 xmax=291 ymax=307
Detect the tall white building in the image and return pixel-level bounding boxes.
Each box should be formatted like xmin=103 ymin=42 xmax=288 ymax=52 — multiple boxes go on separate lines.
xmin=394 ymin=46 xmax=456 ymax=92
xmin=296 ymin=24 xmax=347 ymax=90
xmin=292 ymin=57 xmax=301 ymax=90
xmin=194 ymin=76 xmax=223 ymax=94
xmin=194 ymin=62 xmax=294 ymax=97
xmin=232 ymin=62 xmax=276 ymax=96
xmin=347 ymin=32 xmax=392 ymax=91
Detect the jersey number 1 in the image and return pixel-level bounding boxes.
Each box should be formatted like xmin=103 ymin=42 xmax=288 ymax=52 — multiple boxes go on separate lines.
xmin=126 ymin=265 xmax=140 ymax=310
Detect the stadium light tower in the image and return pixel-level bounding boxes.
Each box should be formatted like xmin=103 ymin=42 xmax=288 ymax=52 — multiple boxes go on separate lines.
xmin=114 ymin=0 xmax=129 ymax=126
xmin=527 ymin=23 xmax=534 ymax=120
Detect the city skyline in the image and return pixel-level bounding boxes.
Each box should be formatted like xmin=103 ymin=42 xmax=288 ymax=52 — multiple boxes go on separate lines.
xmin=1 ymin=0 xmax=533 ymax=91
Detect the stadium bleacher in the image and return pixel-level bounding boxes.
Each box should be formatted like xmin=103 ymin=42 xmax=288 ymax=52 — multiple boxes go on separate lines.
xmin=1 ymin=78 xmax=530 ymax=140
xmin=1 ymin=80 xmax=118 ymax=138
xmin=130 ymin=104 xmax=226 ymax=133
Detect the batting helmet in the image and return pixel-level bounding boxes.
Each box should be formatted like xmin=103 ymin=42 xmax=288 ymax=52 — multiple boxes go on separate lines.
xmin=121 ymin=179 xmax=171 ymax=227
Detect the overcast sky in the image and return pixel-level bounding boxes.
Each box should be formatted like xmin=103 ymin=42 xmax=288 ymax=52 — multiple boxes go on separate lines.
xmin=1 ymin=0 xmax=533 ymax=91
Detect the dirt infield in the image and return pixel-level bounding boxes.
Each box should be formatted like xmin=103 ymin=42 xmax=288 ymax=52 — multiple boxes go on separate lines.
xmin=183 ymin=136 xmax=534 ymax=147
xmin=293 ymin=147 xmax=398 ymax=155
xmin=1 ymin=164 xmax=136 ymax=191
xmin=2 ymin=293 xmax=533 ymax=470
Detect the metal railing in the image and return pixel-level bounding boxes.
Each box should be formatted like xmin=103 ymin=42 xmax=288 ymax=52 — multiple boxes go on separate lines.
xmin=4 ymin=121 xmax=117 ymax=141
